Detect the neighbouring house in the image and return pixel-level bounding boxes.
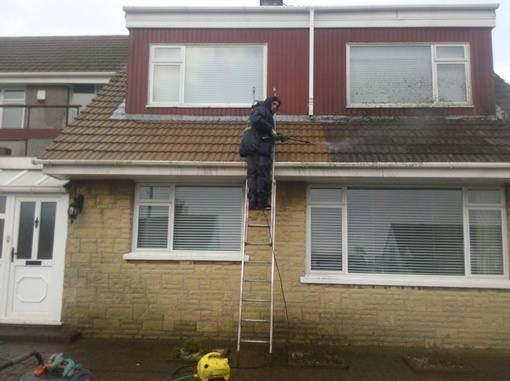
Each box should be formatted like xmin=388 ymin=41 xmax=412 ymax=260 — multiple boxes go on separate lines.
xmin=34 ymin=2 xmax=510 ymax=349
xmin=0 ymin=35 xmax=127 ymax=325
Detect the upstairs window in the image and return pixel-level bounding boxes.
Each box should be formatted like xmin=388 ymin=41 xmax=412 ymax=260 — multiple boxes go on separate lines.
xmin=0 ymin=89 xmax=25 ymax=128
xmin=347 ymin=43 xmax=471 ymax=107
xmin=149 ymin=44 xmax=266 ymax=107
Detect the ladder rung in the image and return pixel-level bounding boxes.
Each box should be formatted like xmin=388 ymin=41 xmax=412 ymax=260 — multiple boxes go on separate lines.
xmin=246 ymin=261 xmax=272 ymax=265
xmin=243 ymin=298 xmax=271 ymax=303
xmin=242 ymin=318 xmax=270 ymax=323
xmin=245 ymin=241 xmax=272 ymax=246
xmin=248 ymin=223 xmax=271 ymax=228
xmin=244 ymin=279 xmax=271 ymax=283
xmin=240 ymin=339 xmax=270 ymax=344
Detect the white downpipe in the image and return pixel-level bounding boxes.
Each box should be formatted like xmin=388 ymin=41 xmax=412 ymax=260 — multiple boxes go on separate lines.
xmin=308 ymin=8 xmax=315 ymax=117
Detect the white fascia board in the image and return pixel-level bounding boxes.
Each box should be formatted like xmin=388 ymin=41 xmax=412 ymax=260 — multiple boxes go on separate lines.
xmin=39 ymin=162 xmax=246 ymax=180
xmin=37 ymin=160 xmax=510 ymax=181
xmin=124 ymin=4 xmax=497 ymax=29
xmin=0 ymin=71 xmax=116 ymax=84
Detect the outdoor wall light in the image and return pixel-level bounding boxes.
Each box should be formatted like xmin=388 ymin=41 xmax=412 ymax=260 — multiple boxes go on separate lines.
xmin=68 ymin=195 xmax=84 ymax=222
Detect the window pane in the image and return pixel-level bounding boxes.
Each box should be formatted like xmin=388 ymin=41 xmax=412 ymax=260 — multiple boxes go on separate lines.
xmin=350 ymin=46 xmax=433 ymax=104
xmin=347 ymin=188 xmax=464 ymax=275
xmin=173 ymin=186 xmax=242 ymax=251
xmin=153 ymin=65 xmax=180 ymax=103
xmin=37 ymin=202 xmax=56 ymax=260
xmin=0 ymin=196 xmax=5 ymax=213
xmin=137 ymin=206 xmax=169 ymax=248
xmin=184 ymin=46 xmax=264 ymax=104
xmin=436 ymin=46 xmax=465 ymax=59
xmin=437 ymin=64 xmax=467 ymax=103
xmin=2 ymin=107 xmax=24 ymax=128
xmin=154 ymin=47 xmax=182 ymax=62
xmin=17 ymin=201 xmax=35 ymax=260
xmin=138 ymin=186 xmax=170 ymax=201
xmin=3 ymin=90 xmax=24 ymax=100
xmin=310 ymin=188 xmax=343 ymax=203
xmin=469 ymin=210 xmax=503 ymax=275
xmin=468 ymin=190 xmax=501 ymax=205
xmin=311 ymin=207 xmax=342 ymax=271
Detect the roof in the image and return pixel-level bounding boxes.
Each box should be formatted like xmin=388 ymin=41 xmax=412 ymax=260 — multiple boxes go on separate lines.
xmin=495 ymin=74 xmax=510 ymax=116
xmin=39 ymin=68 xmax=510 ymax=164
xmin=0 ymin=35 xmax=128 ymax=73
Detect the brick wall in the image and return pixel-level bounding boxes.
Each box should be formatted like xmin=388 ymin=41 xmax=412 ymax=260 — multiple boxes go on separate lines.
xmin=63 ymin=180 xmax=510 ymax=349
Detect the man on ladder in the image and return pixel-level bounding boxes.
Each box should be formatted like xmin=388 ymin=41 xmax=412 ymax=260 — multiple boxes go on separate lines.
xmin=240 ymin=96 xmax=288 ymax=210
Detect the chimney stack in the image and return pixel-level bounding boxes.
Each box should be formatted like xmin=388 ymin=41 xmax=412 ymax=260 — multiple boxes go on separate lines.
xmin=260 ymin=0 xmax=283 ymax=5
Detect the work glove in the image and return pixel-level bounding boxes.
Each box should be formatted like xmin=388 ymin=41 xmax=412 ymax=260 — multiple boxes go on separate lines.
xmin=275 ymin=133 xmax=289 ymax=142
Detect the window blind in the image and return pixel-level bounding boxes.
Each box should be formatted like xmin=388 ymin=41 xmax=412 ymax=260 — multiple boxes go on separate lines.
xmin=469 ymin=210 xmax=504 ymax=275
xmin=347 ymin=188 xmax=465 ymax=275
xmin=350 ymin=46 xmax=433 ymax=104
xmin=311 ymin=207 xmax=342 ymax=271
xmin=184 ymin=46 xmax=264 ymax=104
xmin=137 ymin=205 xmax=170 ymax=249
xmin=173 ymin=186 xmax=243 ymax=251
xmin=437 ymin=64 xmax=467 ymax=103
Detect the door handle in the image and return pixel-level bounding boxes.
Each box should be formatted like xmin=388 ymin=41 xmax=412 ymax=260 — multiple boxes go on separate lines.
xmin=11 ymin=248 xmax=16 ymax=263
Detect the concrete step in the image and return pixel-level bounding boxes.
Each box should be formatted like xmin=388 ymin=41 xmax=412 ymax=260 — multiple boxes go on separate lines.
xmin=0 ymin=325 xmax=81 ymax=343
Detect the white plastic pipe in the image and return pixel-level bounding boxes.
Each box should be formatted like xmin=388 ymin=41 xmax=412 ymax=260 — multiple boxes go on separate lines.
xmin=308 ymin=8 xmax=315 ymax=117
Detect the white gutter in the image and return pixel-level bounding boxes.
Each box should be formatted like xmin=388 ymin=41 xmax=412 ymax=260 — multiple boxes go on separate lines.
xmin=123 ymin=4 xmax=499 ymax=13
xmin=0 ymin=71 xmax=116 ymax=84
xmin=34 ymin=159 xmax=245 ymax=167
xmin=34 ymin=159 xmax=510 ymax=169
xmin=308 ymin=8 xmax=314 ymax=117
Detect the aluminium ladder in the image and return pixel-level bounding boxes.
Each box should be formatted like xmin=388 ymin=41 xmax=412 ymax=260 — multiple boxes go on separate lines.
xmin=237 ymin=146 xmax=277 ymax=354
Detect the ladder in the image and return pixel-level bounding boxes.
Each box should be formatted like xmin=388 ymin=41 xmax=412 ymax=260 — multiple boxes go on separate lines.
xmin=237 ymin=148 xmax=277 ymax=353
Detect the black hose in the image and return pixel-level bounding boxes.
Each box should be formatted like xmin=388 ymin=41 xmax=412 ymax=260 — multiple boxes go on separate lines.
xmin=0 ymin=351 xmax=44 ymax=371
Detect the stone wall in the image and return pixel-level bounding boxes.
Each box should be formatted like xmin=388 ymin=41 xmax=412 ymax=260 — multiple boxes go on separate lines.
xmin=63 ymin=180 xmax=510 ymax=349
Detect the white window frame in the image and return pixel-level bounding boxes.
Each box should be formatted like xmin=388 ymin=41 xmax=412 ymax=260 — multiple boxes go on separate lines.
xmin=124 ymin=183 xmax=246 ymax=262
xmin=303 ymin=185 xmax=510 ymax=289
xmin=0 ymin=88 xmax=26 ymax=129
xmin=346 ymin=43 xmax=472 ymax=108
xmin=147 ymin=43 xmax=268 ymax=108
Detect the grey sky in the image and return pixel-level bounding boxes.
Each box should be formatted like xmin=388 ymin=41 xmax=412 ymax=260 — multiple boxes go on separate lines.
xmin=1 ymin=0 xmax=508 ymax=81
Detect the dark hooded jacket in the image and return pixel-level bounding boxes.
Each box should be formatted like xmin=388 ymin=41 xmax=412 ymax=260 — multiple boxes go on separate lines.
xmin=239 ymin=97 xmax=279 ymax=158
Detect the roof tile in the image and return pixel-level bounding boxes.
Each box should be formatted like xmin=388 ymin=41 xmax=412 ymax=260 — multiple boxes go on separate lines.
xmin=39 ymin=68 xmax=510 ymax=163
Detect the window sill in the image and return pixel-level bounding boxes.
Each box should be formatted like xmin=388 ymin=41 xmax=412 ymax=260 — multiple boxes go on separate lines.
xmin=123 ymin=251 xmax=248 ymax=262
xmin=146 ymin=103 xmax=253 ymax=108
xmin=300 ymin=274 xmax=510 ymax=289
xmin=346 ymin=103 xmax=474 ymax=109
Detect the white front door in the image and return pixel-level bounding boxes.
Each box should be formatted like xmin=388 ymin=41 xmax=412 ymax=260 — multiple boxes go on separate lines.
xmin=0 ymin=195 xmax=67 ymax=324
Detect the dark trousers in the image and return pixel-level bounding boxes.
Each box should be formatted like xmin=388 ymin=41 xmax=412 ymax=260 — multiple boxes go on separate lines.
xmin=247 ymin=154 xmax=272 ymax=208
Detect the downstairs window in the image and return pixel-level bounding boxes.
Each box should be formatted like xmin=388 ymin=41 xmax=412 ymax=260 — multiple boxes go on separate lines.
xmin=306 ymin=187 xmax=507 ymax=286
xmin=131 ymin=184 xmax=243 ymax=260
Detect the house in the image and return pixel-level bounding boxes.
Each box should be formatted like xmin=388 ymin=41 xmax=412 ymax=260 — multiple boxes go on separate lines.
xmin=34 ymin=2 xmax=510 ymax=349
xmin=0 ymin=35 xmax=127 ymax=325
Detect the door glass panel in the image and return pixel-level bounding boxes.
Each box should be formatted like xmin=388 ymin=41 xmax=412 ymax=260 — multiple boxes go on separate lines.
xmin=17 ymin=201 xmax=35 ymax=259
xmin=0 ymin=219 xmax=4 ymax=259
xmin=37 ymin=202 xmax=56 ymax=260
xmin=0 ymin=196 xmax=6 ymax=213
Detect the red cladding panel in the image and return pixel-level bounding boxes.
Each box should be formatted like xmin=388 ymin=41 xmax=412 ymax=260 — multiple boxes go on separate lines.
xmin=315 ymin=28 xmax=495 ymax=116
xmin=127 ymin=27 xmax=495 ymax=116
xmin=126 ymin=29 xmax=309 ymax=116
